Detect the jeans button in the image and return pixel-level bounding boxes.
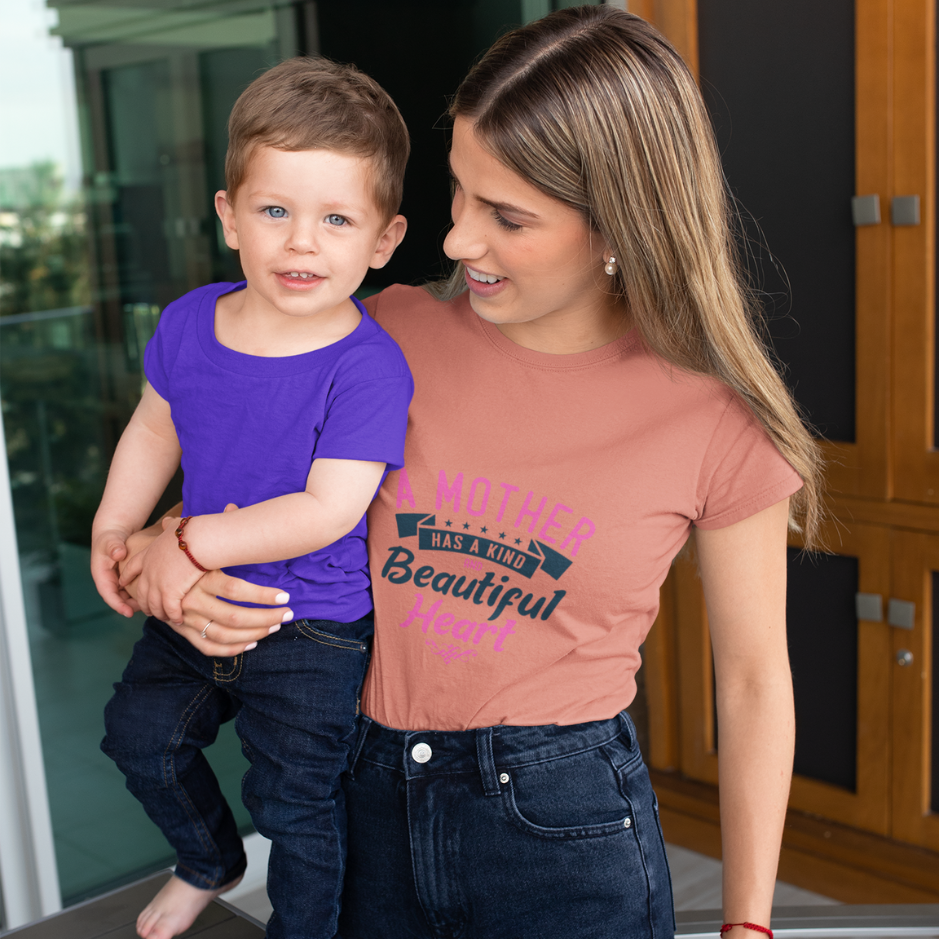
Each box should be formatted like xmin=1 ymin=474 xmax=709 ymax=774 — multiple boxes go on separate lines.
xmin=624 ymin=817 xmax=632 ymax=829
xmin=499 ymin=773 xmax=510 ymax=784
xmin=411 ymin=742 xmax=432 ymax=764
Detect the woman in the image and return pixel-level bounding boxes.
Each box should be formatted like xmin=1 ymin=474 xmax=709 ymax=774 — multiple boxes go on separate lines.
xmin=119 ymin=7 xmax=818 ymax=937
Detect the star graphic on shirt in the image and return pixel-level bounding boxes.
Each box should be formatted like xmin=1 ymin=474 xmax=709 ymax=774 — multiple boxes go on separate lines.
xmin=463 ymin=522 xmax=471 ymax=530
xmin=499 ymin=532 xmax=506 ymax=540
xmin=481 ymin=526 xmax=488 ymax=534
xmin=444 ymin=519 xmax=452 ymax=528
xmin=514 ymin=538 xmax=522 ymax=546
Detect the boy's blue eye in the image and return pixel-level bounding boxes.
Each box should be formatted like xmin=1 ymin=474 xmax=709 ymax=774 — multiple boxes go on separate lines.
xmin=265 ymin=206 xmax=286 ymax=218
xmin=326 ymin=214 xmax=347 ymax=226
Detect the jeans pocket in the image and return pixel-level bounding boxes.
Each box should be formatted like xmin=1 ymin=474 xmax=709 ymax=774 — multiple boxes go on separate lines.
xmin=501 ymin=747 xmax=635 ymax=840
xmin=294 ymin=618 xmax=371 ymax=652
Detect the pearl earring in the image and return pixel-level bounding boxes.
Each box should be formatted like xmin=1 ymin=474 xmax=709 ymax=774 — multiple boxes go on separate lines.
xmin=604 ymin=256 xmax=618 ymax=276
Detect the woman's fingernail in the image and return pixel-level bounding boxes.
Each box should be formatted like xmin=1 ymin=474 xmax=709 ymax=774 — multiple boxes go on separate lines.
xmin=281 ymin=610 xmax=293 ymax=622
xmin=268 ymin=624 xmax=281 ymax=635
xmin=245 ymin=642 xmax=258 ymax=651
xmin=275 ymin=592 xmax=290 ymax=604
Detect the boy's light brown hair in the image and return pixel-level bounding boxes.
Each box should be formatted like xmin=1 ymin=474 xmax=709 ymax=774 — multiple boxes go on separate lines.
xmin=225 ymin=56 xmax=409 ymax=221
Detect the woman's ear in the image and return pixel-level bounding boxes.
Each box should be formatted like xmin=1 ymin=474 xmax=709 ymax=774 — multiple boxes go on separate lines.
xmin=215 ymin=190 xmax=240 ymax=251
xmin=369 ymin=215 xmax=408 ymax=269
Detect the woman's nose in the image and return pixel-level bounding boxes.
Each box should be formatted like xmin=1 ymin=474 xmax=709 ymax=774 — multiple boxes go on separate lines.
xmin=443 ymin=190 xmax=483 ymax=261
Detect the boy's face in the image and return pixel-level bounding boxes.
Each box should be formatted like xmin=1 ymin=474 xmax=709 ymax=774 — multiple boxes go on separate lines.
xmin=215 ymin=146 xmax=405 ymax=324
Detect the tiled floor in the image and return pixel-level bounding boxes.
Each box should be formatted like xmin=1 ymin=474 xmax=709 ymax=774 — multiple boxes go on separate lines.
xmin=224 ymin=841 xmax=839 ymax=925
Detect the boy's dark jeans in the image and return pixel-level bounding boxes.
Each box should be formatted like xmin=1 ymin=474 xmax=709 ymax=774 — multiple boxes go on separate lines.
xmin=101 ymin=614 xmax=372 ymax=939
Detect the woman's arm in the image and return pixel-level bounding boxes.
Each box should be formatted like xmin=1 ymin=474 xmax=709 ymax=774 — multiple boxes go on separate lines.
xmin=694 ymin=497 xmax=794 ymax=939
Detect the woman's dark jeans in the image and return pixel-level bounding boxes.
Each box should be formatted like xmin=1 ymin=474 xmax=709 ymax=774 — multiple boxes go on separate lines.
xmin=101 ymin=614 xmax=371 ymax=939
xmin=340 ymin=711 xmax=675 ymax=939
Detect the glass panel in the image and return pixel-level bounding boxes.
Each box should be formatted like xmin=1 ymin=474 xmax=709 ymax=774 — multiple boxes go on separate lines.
xmin=0 ymin=0 xmax=291 ymax=905
xmin=787 ymin=548 xmax=858 ymax=791
xmin=4 ymin=0 xmax=563 ymax=906
xmin=698 ymin=0 xmax=857 ymax=442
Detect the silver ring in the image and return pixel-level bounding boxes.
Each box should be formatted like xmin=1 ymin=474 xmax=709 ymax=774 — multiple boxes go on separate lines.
xmin=201 ymin=620 xmax=212 ymax=639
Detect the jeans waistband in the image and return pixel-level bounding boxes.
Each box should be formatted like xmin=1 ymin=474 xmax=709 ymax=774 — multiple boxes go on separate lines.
xmin=349 ymin=712 xmax=636 ymax=788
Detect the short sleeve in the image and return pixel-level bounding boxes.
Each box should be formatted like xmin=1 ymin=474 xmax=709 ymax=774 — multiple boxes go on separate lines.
xmin=143 ymin=308 xmax=172 ymax=399
xmin=694 ymin=396 xmax=803 ymax=530
xmin=313 ymin=367 xmax=413 ymax=471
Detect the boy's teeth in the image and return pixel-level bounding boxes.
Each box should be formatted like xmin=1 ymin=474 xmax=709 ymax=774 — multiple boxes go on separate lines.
xmin=467 ymin=268 xmax=503 ymax=285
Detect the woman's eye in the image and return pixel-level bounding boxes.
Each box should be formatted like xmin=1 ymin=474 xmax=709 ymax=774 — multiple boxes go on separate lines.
xmin=327 ymin=214 xmax=348 ymax=227
xmin=493 ymin=210 xmax=522 ymax=232
xmin=264 ymin=206 xmax=287 ymax=218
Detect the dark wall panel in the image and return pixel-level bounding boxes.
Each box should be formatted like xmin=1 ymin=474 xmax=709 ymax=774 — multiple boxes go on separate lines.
xmin=787 ymin=548 xmax=858 ymax=791
xmin=698 ymin=1 xmax=856 ymax=442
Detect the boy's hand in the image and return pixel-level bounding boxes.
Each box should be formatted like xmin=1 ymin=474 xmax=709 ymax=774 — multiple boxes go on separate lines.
xmin=90 ymin=527 xmax=138 ymax=617
xmin=119 ymin=521 xmax=169 ymax=600
xmin=120 ymin=518 xmax=204 ymax=623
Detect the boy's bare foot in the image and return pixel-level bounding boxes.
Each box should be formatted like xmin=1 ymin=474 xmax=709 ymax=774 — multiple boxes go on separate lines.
xmin=136 ymin=872 xmax=243 ymax=939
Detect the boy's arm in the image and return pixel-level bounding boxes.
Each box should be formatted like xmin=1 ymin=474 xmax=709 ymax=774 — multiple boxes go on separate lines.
xmin=120 ymin=457 xmax=386 ymax=624
xmin=90 ymin=384 xmax=183 ymax=616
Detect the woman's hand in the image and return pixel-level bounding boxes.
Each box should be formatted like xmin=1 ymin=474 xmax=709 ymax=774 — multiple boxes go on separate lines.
xmin=166 ymin=570 xmax=292 ymax=657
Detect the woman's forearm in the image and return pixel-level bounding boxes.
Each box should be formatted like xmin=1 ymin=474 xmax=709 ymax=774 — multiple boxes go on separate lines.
xmin=716 ymin=665 xmax=795 ymax=930
xmin=694 ymin=498 xmax=793 ymax=937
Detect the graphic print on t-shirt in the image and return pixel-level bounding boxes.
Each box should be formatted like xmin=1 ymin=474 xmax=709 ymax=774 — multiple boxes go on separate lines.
xmin=379 ymin=467 xmax=594 ymax=664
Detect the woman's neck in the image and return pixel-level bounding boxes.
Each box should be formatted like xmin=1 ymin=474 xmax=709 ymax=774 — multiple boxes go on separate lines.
xmin=494 ymin=300 xmax=630 ymax=354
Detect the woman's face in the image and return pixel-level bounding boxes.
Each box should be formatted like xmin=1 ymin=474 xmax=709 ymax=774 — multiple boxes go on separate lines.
xmin=444 ymin=117 xmax=623 ymax=353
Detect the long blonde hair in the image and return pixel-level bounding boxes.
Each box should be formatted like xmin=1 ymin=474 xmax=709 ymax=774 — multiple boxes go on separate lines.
xmin=434 ymin=5 xmax=822 ymax=545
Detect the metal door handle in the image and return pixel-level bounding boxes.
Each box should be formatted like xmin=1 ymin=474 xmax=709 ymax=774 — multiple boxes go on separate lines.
xmin=891 ymin=195 xmax=920 ymax=226
xmin=852 ymin=195 xmax=881 ymax=226
xmin=888 ymin=599 xmax=915 ymax=630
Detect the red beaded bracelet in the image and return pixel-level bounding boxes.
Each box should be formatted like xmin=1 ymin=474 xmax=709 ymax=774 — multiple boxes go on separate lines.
xmin=720 ymin=924 xmax=773 ymax=939
xmin=175 ymin=516 xmax=208 ymax=573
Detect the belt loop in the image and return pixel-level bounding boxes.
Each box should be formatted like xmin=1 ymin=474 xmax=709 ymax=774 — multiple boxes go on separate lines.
xmin=347 ymin=715 xmax=373 ymax=780
xmin=618 ymin=710 xmax=635 ymax=750
xmin=476 ymin=727 xmax=500 ymax=796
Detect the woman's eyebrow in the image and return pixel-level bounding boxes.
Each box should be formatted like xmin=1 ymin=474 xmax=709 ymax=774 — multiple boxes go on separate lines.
xmin=477 ymin=195 xmax=540 ymax=221
xmin=448 ymin=156 xmax=541 ymax=220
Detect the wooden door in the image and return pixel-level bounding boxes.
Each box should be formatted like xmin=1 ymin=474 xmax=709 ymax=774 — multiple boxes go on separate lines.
xmin=891 ymin=530 xmax=939 ymax=849
xmin=689 ymin=0 xmax=892 ymax=501
xmin=661 ymin=522 xmax=893 ymax=834
xmin=893 ymin=0 xmax=939 ymax=503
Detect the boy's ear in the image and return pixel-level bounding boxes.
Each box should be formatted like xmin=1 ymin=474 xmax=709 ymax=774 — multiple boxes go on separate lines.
xmin=368 ymin=215 xmax=407 ymax=270
xmin=215 ymin=190 xmax=240 ymax=251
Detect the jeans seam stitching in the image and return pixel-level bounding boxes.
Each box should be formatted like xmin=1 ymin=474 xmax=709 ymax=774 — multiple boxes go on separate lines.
xmin=500 ymin=777 xmax=631 ymax=840
xmin=163 ymin=684 xmax=223 ymax=863
xmin=295 ymin=621 xmax=366 ymax=651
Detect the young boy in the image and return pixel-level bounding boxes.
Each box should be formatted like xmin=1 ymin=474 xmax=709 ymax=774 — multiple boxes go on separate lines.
xmin=90 ymin=57 xmax=412 ymax=939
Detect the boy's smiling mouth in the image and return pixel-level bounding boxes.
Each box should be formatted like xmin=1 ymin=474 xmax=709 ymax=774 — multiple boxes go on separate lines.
xmin=277 ymin=270 xmax=324 ymax=288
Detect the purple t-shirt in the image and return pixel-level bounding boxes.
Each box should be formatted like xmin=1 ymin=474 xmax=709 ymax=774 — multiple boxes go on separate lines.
xmin=144 ymin=281 xmax=413 ymax=622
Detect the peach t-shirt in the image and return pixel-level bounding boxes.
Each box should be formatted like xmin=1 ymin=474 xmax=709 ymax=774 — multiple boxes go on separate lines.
xmin=362 ymin=285 xmax=803 ymax=731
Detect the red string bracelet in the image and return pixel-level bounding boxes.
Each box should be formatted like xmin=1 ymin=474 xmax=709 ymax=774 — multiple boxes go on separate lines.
xmin=720 ymin=925 xmax=773 ymax=939
xmin=175 ymin=516 xmax=208 ymax=573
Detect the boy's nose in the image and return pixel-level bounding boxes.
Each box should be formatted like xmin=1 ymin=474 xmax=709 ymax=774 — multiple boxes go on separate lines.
xmin=285 ymin=222 xmax=319 ymax=253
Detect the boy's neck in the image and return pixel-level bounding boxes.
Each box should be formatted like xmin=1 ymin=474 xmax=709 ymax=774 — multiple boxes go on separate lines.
xmin=213 ymin=284 xmax=362 ymax=357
